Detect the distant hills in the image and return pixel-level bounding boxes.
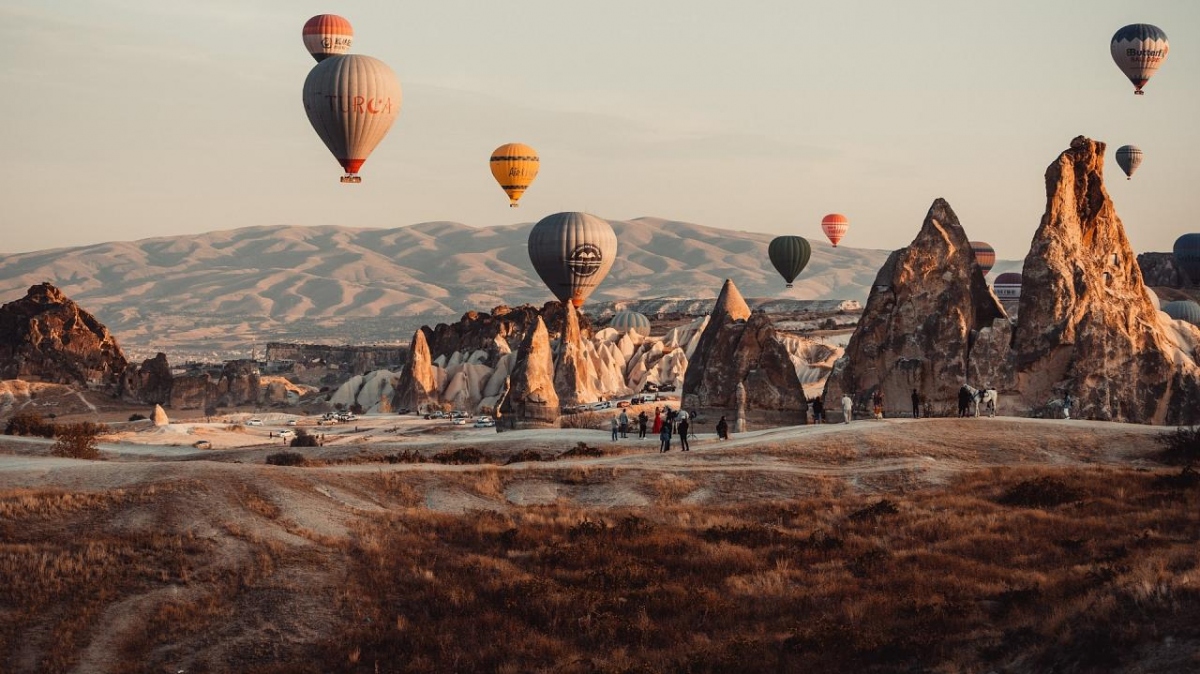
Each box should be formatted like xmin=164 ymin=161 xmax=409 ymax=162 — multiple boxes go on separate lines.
xmin=0 ymin=218 xmax=894 ymax=359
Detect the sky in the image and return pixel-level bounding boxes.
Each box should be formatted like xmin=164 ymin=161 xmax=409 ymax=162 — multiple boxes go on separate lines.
xmin=1 ymin=0 xmax=1198 ymax=261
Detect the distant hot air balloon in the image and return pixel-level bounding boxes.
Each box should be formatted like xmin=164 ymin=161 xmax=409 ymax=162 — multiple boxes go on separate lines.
xmin=1175 ymin=233 xmax=1200 ymax=286
xmin=527 ymin=212 xmax=617 ymax=308
xmin=1115 ymin=145 xmax=1143 ymax=179
xmin=610 ymin=311 xmax=651 ymax=337
xmin=302 ymin=14 xmax=353 ymax=63
xmin=768 ymin=236 xmax=812 ymax=288
xmin=1111 ymin=24 xmax=1169 ymax=95
xmin=970 ymin=241 xmax=995 ymax=276
xmin=993 ymin=272 xmax=1022 ymax=300
xmin=1162 ymin=300 xmax=1200 ymax=326
xmin=821 ymin=214 xmax=850 ymax=247
xmin=302 ymin=55 xmax=402 ymax=183
xmin=490 ymin=143 xmax=540 ymax=207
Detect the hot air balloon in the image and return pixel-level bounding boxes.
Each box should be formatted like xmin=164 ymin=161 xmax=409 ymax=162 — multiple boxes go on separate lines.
xmin=1162 ymin=300 xmax=1200 ymax=326
xmin=1111 ymin=24 xmax=1169 ymax=95
xmin=821 ymin=214 xmax=850 ymax=247
xmin=1115 ymin=145 xmax=1142 ymax=179
xmin=993 ymin=272 xmax=1022 ymax=300
xmin=768 ymin=236 xmax=812 ymax=288
xmin=1174 ymin=234 xmax=1200 ymax=286
xmin=302 ymin=55 xmax=402 ymax=183
xmin=490 ymin=143 xmax=539 ymax=207
xmin=970 ymin=241 xmax=995 ymax=276
xmin=302 ymin=14 xmax=353 ymax=63
xmin=610 ymin=311 xmax=651 ymax=336
xmin=527 ymin=212 xmax=617 ymax=308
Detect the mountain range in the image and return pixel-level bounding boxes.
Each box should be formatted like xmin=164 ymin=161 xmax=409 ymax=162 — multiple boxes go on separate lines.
xmin=0 ymin=218 xmax=902 ymax=359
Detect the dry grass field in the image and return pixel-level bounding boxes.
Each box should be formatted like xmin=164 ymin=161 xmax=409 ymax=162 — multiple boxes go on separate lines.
xmin=1 ymin=418 xmax=1198 ymax=673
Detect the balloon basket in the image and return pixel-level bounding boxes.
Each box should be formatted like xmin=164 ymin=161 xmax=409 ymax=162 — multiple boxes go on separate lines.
xmin=510 ymin=203 xmax=519 ymax=208
xmin=1134 ymin=91 xmax=1144 ymax=96
xmin=785 ymin=284 xmax=794 ymax=289
xmin=340 ymin=175 xmax=362 ymax=184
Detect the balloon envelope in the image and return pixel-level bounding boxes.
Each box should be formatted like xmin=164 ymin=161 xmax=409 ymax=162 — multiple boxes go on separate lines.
xmin=527 ymin=212 xmax=617 ymax=308
xmin=993 ymin=272 xmax=1022 ymax=300
xmin=610 ymin=311 xmax=651 ymax=336
xmin=768 ymin=236 xmax=812 ymax=288
xmin=970 ymin=241 xmax=995 ymax=276
xmin=1175 ymin=233 xmax=1200 ymax=286
xmin=302 ymin=15 xmax=353 ymax=62
xmin=302 ymin=55 xmax=402 ymax=181
xmin=821 ymin=214 xmax=850 ymax=247
xmin=490 ymin=143 xmax=540 ymax=207
xmin=1162 ymin=300 xmax=1200 ymax=326
xmin=1111 ymin=24 xmax=1169 ymax=94
xmin=1115 ymin=145 xmax=1142 ymax=179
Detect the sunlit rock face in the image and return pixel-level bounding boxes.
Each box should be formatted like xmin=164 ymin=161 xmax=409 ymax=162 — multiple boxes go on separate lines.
xmin=501 ymin=317 xmax=560 ymax=426
xmin=683 ymin=279 xmax=807 ymax=426
xmin=1012 ymin=136 xmax=1200 ymax=424
xmin=822 ymin=199 xmax=1007 ymax=419
xmin=0 ymin=282 xmax=129 ymax=392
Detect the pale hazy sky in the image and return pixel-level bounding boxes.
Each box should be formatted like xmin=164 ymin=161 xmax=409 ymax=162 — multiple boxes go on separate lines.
xmin=1 ymin=1 xmax=1198 ymax=260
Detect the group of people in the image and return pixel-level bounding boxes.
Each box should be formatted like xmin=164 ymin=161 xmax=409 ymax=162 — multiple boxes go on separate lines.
xmin=607 ymin=406 xmax=736 ymax=450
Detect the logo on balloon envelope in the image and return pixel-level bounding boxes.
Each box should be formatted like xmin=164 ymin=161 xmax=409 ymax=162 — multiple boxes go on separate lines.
xmin=568 ymin=244 xmax=604 ymax=278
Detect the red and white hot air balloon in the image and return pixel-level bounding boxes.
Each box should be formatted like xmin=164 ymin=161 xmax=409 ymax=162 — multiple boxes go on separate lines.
xmin=302 ymin=55 xmax=402 ymax=183
xmin=302 ymin=14 xmax=354 ymax=62
xmin=821 ymin=213 xmax=850 ymax=247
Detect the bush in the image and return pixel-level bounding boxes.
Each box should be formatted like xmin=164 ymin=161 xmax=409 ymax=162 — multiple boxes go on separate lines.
xmin=128 ymin=413 xmax=148 ymax=422
xmin=265 ymin=452 xmax=306 ymax=466
xmin=432 ymin=447 xmax=486 ymax=465
xmin=559 ymin=411 xmax=608 ymax=430
xmin=51 ymin=422 xmax=107 ymax=460
xmin=505 ymin=449 xmax=544 ymax=465
xmin=289 ymin=429 xmax=320 ymax=448
xmin=997 ymin=477 xmax=1084 ymax=508
xmin=5 ymin=412 xmax=56 ymax=438
xmin=1154 ymin=426 xmax=1200 ymax=467
xmin=558 ymin=441 xmax=605 ymax=459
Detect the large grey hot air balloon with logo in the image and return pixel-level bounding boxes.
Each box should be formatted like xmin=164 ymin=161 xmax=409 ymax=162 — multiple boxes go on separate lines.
xmin=527 ymin=212 xmax=617 ymax=308
xmin=302 ymin=54 xmax=402 ymax=183
xmin=1175 ymin=234 xmax=1200 ymax=286
xmin=768 ymin=236 xmax=811 ymax=288
xmin=1111 ymin=24 xmax=1169 ymax=95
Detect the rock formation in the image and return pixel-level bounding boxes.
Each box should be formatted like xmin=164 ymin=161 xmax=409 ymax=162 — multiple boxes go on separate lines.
xmin=501 ymin=317 xmax=559 ymax=425
xmin=170 ymin=374 xmax=214 ymax=411
xmin=394 ymin=329 xmax=440 ymax=413
xmin=152 ymin=404 xmax=169 ymax=426
xmin=124 ymin=353 xmax=173 ymax=405
xmin=1011 ymin=136 xmax=1200 ymax=424
xmin=822 ymin=199 xmax=1007 ymax=418
xmin=1137 ymin=252 xmax=1187 ymax=289
xmin=0 ymin=283 xmax=129 ymax=391
xmin=683 ymin=279 xmax=807 ymax=425
xmin=215 ymin=360 xmax=260 ymax=408
xmin=553 ymin=302 xmax=597 ymax=409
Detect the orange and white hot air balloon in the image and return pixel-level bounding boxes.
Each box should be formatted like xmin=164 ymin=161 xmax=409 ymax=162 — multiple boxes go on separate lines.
xmin=302 ymin=54 xmax=402 ymax=183
xmin=302 ymin=14 xmax=353 ymax=63
xmin=489 ymin=143 xmax=540 ymax=207
xmin=821 ymin=213 xmax=850 ymax=247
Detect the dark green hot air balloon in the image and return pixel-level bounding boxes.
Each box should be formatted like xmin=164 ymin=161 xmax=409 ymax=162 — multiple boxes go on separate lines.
xmin=768 ymin=235 xmax=812 ymax=288
xmin=1175 ymin=233 xmax=1200 ymax=286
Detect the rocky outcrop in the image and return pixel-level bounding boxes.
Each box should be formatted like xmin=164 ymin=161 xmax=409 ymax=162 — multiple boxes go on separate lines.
xmin=1012 ymin=136 xmax=1200 ymax=424
xmin=152 ymin=404 xmax=169 ymax=426
xmin=170 ymin=374 xmax=213 ymax=411
xmin=823 ymin=199 xmax=1007 ymax=418
xmin=683 ymin=280 xmax=806 ymax=426
xmin=1137 ymin=252 xmax=1186 ymax=288
xmin=215 ymin=360 xmax=260 ymax=408
xmin=423 ymin=303 xmax=586 ymax=366
xmin=553 ymin=303 xmax=596 ymax=408
xmin=394 ymin=329 xmax=439 ymax=412
xmin=124 ymin=353 xmax=173 ymax=405
xmin=501 ymin=317 xmax=559 ymax=425
xmin=0 ymin=283 xmax=129 ymax=391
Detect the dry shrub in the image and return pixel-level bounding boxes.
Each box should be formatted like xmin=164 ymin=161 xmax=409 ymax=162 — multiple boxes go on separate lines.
xmin=432 ymin=447 xmax=486 ymax=465
xmin=51 ymin=422 xmax=107 ymax=460
xmin=848 ymin=499 xmax=900 ymax=522
xmin=265 ymin=451 xmax=306 ymax=467
xmin=1154 ymin=426 xmax=1200 ymax=466
xmin=997 ymin=477 xmax=1085 ymax=508
xmin=558 ymin=441 xmax=604 ymax=459
xmin=558 ymin=411 xmax=608 ymax=430
xmin=504 ymin=449 xmax=544 ymax=465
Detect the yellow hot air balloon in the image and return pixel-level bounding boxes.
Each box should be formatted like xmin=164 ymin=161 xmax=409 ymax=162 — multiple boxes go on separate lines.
xmin=489 ymin=143 xmax=539 ymax=207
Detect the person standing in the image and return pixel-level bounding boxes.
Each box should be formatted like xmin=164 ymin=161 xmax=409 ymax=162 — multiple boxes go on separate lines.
xmin=812 ymin=396 xmax=824 ymax=424
xmin=841 ymin=393 xmax=853 ymax=424
xmin=611 ymin=416 xmax=619 ymax=441
xmin=716 ymin=415 xmax=729 ymax=440
xmin=652 ymin=408 xmax=663 ymax=434
xmin=618 ymin=409 xmax=629 ymax=438
xmin=1063 ymin=392 xmax=1073 ymax=420
xmin=659 ymin=420 xmax=672 ymax=452
xmin=637 ymin=410 xmax=648 ymax=438
xmin=872 ymin=390 xmax=884 ymax=419
xmin=911 ymin=388 xmax=921 ymax=419
xmin=678 ymin=415 xmax=690 ymax=451
xmin=957 ymin=387 xmax=970 ymax=418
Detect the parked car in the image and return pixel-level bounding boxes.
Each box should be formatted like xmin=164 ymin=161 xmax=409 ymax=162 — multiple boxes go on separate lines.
xmin=277 ymin=429 xmax=295 ymax=439
xmin=246 ymin=418 xmax=263 ymax=426
xmin=631 ymin=395 xmax=645 ymax=405
xmin=287 ymin=419 xmax=298 ymax=426
xmin=473 ymin=416 xmax=496 ymax=428
xmin=616 ymin=400 xmax=631 ymax=408
xmin=642 ymin=383 xmax=659 ymax=393
xmin=452 ymin=417 xmax=467 ymax=425
xmin=397 ymin=408 xmax=411 ymax=415
xmin=658 ymin=383 xmax=677 ymax=392
xmin=591 ymin=401 xmax=613 ymax=410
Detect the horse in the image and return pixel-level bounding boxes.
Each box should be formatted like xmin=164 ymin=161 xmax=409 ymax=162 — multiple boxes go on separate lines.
xmin=962 ymin=384 xmax=998 ymax=418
